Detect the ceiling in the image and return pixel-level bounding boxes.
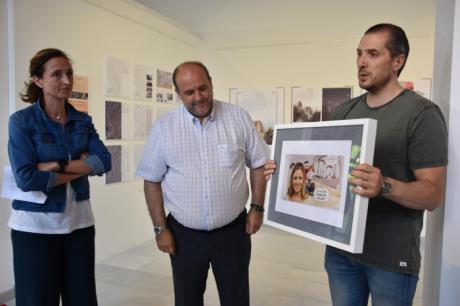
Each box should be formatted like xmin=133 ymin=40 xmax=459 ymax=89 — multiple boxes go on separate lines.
xmin=133 ymin=0 xmax=436 ymax=48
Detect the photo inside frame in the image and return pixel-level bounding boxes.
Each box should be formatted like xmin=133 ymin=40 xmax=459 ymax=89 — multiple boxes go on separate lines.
xmin=275 ymin=140 xmax=351 ymax=228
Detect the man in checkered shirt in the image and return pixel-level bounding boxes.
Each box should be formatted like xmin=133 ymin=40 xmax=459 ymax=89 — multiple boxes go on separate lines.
xmin=136 ymin=61 xmax=268 ymax=306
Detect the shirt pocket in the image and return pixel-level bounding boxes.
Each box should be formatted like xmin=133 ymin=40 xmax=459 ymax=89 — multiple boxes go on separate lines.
xmin=217 ymin=143 xmax=242 ymax=168
xmin=33 ymin=131 xmax=60 ymax=161
xmin=69 ymin=129 xmax=89 ymax=154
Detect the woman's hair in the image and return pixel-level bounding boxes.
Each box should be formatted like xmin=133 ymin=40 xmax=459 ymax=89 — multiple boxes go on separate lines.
xmin=287 ymin=162 xmax=306 ymax=199
xmin=20 ymin=48 xmax=70 ymax=103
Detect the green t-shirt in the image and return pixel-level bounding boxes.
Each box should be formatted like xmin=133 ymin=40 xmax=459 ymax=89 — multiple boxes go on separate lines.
xmin=330 ymin=89 xmax=448 ymax=276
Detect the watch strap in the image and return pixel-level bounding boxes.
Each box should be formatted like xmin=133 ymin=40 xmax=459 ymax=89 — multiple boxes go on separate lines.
xmin=154 ymin=225 xmax=168 ymax=235
xmin=380 ymin=176 xmax=392 ymax=196
xmin=57 ymin=160 xmax=69 ymax=173
xmin=250 ymin=204 xmax=265 ymax=213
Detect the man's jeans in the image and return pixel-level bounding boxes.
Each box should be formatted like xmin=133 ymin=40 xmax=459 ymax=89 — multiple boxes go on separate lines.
xmin=324 ymin=247 xmax=418 ymax=306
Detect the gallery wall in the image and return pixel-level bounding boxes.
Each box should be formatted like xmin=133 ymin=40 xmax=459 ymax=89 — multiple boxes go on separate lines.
xmin=0 ymin=0 xmax=201 ymax=296
xmin=209 ymin=34 xmax=435 ymax=124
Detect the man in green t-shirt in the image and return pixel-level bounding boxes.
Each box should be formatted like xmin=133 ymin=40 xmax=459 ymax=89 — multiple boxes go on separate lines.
xmin=264 ymin=23 xmax=447 ymax=306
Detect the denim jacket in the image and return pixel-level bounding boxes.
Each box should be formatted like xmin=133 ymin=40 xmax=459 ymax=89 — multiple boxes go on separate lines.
xmin=8 ymin=101 xmax=111 ymax=212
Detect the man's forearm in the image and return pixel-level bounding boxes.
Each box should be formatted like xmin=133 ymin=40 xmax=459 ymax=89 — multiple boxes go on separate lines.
xmin=350 ymin=164 xmax=446 ymax=211
xmin=144 ymin=180 xmax=167 ymax=226
xmin=386 ymin=167 xmax=446 ymax=211
xmin=250 ymin=165 xmax=267 ymax=206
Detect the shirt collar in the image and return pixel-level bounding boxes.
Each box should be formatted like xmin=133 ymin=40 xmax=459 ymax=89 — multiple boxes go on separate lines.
xmin=34 ymin=99 xmax=85 ymax=121
xmin=182 ymin=100 xmax=218 ymax=124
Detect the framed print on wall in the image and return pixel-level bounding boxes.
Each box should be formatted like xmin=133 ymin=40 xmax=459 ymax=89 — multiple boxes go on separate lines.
xmin=322 ymin=87 xmax=353 ymax=121
xmin=264 ymin=119 xmax=377 ymax=253
xmin=291 ymin=87 xmax=322 ymax=123
xmin=229 ymin=88 xmax=285 ymax=145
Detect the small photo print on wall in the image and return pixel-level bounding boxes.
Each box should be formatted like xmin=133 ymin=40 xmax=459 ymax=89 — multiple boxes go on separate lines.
xmin=156 ymin=69 xmax=175 ymax=104
xmin=105 ymin=145 xmax=131 ymax=184
xmin=105 ymin=101 xmax=130 ymax=140
xmin=156 ymin=69 xmax=173 ymax=89
xmin=69 ymin=75 xmax=89 ymax=113
xmin=322 ymin=87 xmax=352 ymax=121
xmin=156 ymin=89 xmax=174 ymax=103
xmin=133 ymin=63 xmax=153 ymax=101
xmin=105 ymin=56 xmax=131 ymax=98
xmin=233 ymin=88 xmax=284 ymax=145
xmin=291 ymin=87 xmax=322 ymax=123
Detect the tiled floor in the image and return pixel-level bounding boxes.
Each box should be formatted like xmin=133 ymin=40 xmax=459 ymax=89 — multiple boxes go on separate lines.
xmin=6 ymin=225 xmax=423 ymax=305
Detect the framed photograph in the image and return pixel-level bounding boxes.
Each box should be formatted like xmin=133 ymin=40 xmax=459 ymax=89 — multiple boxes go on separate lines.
xmin=264 ymin=119 xmax=377 ymax=253
xmin=321 ymin=87 xmax=353 ymax=121
xmin=229 ymin=88 xmax=285 ymax=145
xmin=291 ymin=87 xmax=322 ymax=123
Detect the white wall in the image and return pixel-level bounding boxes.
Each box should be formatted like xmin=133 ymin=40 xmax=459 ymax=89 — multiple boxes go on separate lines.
xmin=209 ymin=34 xmax=434 ymax=123
xmin=439 ymin=0 xmax=460 ymax=304
xmin=1 ymin=0 xmax=201 ymax=297
xmin=0 ymin=0 xmax=14 ymax=298
xmin=423 ymin=0 xmax=457 ymax=305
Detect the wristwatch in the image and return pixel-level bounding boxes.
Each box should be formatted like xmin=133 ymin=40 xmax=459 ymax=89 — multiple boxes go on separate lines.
xmin=154 ymin=225 xmax=168 ymax=235
xmin=250 ymin=204 xmax=265 ymax=213
xmin=380 ymin=176 xmax=392 ymax=196
xmin=57 ymin=160 xmax=69 ymax=173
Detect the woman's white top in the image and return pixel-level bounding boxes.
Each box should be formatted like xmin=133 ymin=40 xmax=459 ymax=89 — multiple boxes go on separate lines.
xmin=8 ymin=183 xmax=94 ymax=234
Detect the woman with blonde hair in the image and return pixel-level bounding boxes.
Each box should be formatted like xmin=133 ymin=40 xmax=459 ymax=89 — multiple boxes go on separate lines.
xmin=287 ymin=162 xmax=308 ymax=202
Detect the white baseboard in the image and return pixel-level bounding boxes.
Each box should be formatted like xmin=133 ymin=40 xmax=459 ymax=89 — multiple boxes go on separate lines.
xmin=0 ymin=288 xmax=15 ymax=304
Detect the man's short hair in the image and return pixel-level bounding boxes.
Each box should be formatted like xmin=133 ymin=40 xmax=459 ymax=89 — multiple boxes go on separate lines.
xmin=365 ymin=23 xmax=410 ymax=76
xmin=172 ymin=61 xmax=212 ymax=92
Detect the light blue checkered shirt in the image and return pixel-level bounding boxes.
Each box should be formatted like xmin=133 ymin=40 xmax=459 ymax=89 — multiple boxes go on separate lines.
xmin=136 ymin=100 xmax=268 ymax=230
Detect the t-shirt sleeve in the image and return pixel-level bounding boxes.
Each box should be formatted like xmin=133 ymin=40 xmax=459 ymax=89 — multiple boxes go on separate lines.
xmin=135 ymin=119 xmax=167 ymax=181
xmin=408 ymin=105 xmax=448 ymax=169
xmin=240 ymin=109 xmax=269 ymax=169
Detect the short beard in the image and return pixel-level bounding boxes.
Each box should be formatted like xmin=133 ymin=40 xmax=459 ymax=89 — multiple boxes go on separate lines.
xmin=187 ymin=100 xmax=213 ymax=119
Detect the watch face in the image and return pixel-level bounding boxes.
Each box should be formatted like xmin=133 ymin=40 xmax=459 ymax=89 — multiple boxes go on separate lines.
xmin=154 ymin=226 xmax=166 ymax=234
xmin=381 ymin=179 xmax=392 ymax=195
